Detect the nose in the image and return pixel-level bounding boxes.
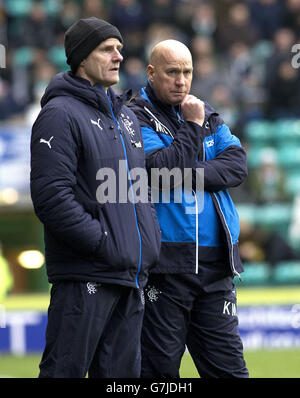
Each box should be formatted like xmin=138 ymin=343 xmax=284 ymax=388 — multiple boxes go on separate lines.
xmin=175 ymin=73 xmax=185 ymax=86
xmin=113 ymin=49 xmax=123 ymax=62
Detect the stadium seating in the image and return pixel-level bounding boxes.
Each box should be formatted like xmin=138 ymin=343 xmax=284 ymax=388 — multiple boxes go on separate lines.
xmin=285 ymin=172 xmax=300 ymax=196
xmin=272 ymin=119 xmax=300 ymax=146
xmin=244 ymin=120 xmax=274 ymax=147
xmin=277 ymin=145 xmax=300 ymax=170
xmin=48 ymin=46 xmax=69 ymax=71
xmin=235 ymin=262 xmax=272 ymax=286
xmin=4 ymin=0 xmax=33 ymax=17
xmin=13 ymin=47 xmax=34 ymax=67
xmin=235 ymin=261 xmax=300 ymax=287
xmin=272 ymin=261 xmax=300 ymax=285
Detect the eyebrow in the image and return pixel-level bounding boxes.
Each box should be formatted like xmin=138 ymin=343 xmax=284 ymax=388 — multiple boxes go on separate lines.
xmin=165 ymin=66 xmax=193 ymax=72
xmin=99 ymin=42 xmax=123 ymax=51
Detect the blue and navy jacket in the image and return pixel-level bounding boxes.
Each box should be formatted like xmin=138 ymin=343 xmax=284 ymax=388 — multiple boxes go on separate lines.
xmin=30 ymin=72 xmax=161 ymax=288
xmin=129 ymin=83 xmax=248 ymax=277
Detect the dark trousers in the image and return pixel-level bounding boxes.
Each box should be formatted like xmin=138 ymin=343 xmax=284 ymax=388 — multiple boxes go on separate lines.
xmin=141 ymin=273 xmax=249 ymax=378
xmin=39 ymin=281 xmax=144 ymax=378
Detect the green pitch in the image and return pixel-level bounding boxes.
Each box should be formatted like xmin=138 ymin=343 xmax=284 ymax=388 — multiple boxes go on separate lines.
xmin=0 ymin=350 xmax=300 ymax=378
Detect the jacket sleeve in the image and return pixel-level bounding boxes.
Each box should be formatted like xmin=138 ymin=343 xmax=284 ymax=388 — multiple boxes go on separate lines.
xmin=141 ymin=122 xmax=204 ymax=172
xmin=30 ymin=106 xmax=103 ymax=255
xmin=193 ymin=122 xmax=248 ymax=192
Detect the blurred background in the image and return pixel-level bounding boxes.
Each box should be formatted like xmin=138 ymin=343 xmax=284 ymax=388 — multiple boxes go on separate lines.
xmin=1 ymin=0 xmax=300 ymax=377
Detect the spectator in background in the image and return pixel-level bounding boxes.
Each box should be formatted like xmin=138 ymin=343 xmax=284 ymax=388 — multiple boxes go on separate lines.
xmin=190 ymin=2 xmax=217 ymax=37
xmin=20 ymin=2 xmax=56 ymax=49
xmin=54 ymin=0 xmax=82 ymax=37
xmin=239 ymin=220 xmax=300 ymax=267
xmin=216 ymin=2 xmax=258 ymax=53
xmin=24 ymin=59 xmax=57 ymax=126
xmin=143 ymin=22 xmax=183 ymax=60
xmin=145 ymin=0 xmax=175 ymax=25
xmin=249 ymin=147 xmax=290 ymax=204
xmin=266 ymin=58 xmax=300 ymax=119
xmin=120 ymin=56 xmax=146 ymax=93
xmin=282 ymin=0 xmax=300 ymax=37
xmin=265 ymin=27 xmax=296 ymax=79
xmin=110 ymin=0 xmax=148 ymax=60
xmin=81 ymin=0 xmax=108 ymax=20
xmin=190 ymin=35 xmax=215 ymax=60
xmin=248 ymin=0 xmax=284 ymax=40
xmin=190 ymin=56 xmax=224 ymax=102
xmin=210 ymin=83 xmax=239 ymax=130
xmin=0 ymin=2 xmax=7 ymax=46
xmin=110 ymin=0 xmax=147 ymax=33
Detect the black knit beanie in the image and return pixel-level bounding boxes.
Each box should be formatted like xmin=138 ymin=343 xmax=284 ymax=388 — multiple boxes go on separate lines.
xmin=64 ymin=17 xmax=123 ymax=73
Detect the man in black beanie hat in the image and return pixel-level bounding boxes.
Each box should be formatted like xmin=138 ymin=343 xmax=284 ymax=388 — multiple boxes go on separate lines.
xmin=65 ymin=17 xmax=123 ymax=75
xmin=30 ymin=17 xmax=161 ymax=378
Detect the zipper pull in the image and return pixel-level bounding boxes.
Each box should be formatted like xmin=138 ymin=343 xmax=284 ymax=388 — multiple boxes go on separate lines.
xmin=234 ymin=270 xmax=242 ymax=282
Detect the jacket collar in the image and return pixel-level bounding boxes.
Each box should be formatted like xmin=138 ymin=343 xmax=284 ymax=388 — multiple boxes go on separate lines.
xmin=41 ymin=72 xmax=130 ymax=117
xmin=144 ymin=82 xmax=183 ymax=122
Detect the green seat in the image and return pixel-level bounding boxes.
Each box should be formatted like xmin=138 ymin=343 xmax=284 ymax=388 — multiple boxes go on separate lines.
xmin=246 ymin=145 xmax=272 ymax=168
xmin=251 ymin=40 xmax=274 ymax=62
xmin=13 ymin=47 xmax=34 ymax=67
xmin=235 ymin=262 xmax=271 ymax=286
xmin=48 ymin=46 xmax=68 ymax=71
xmin=236 ymin=203 xmax=257 ymax=223
xmin=272 ymin=261 xmax=300 ymax=285
xmin=5 ymin=0 xmax=33 ymax=17
xmin=255 ymin=203 xmax=292 ymax=229
xmin=277 ymin=145 xmax=300 ymax=169
xmin=43 ymin=0 xmax=62 ymax=16
xmin=273 ymin=119 xmax=300 ymax=145
xmin=285 ymin=171 xmax=300 ymax=196
xmin=244 ymin=120 xmax=274 ymax=146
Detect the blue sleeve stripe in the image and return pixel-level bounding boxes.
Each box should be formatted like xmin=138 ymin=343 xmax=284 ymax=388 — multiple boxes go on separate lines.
xmin=141 ymin=126 xmax=165 ymax=154
xmin=215 ymin=124 xmax=241 ymax=156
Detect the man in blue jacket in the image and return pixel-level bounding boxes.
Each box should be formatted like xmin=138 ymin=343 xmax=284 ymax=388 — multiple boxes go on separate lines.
xmin=129 ymin=39 xmax=249 ymax=378
xmin=30 ymin=17 xmax=161 ymax=378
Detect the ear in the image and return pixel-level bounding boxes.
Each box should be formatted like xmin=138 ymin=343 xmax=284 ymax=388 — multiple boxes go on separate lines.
xmin=147 ymin=64 xmax=155 ymax=83
xmin=79 ymin=58 xmax=87 ymax=69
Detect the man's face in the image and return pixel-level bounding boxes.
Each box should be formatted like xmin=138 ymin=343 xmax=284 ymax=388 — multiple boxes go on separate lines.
xmin=79 ymin=38 xmax=123 ymax=88
xmin=147 ymin=51 xmax=193 ymax=106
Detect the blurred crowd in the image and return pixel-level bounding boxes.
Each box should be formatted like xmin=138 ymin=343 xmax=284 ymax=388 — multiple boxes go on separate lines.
xmin=0 ymin=0 xmax=300 ymax=295
xmin=0 ymin=0 xmax=300 ymax=130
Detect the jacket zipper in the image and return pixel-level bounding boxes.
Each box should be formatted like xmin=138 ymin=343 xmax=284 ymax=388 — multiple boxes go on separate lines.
xmin=192 ymin=190 xmax=199 ymax=274
xmin=193 ymin=141 xmax=206 ymax=274
xmin=212 ymin=192 xmax=241 ymax=280
xmin=106 ymin=95 xmax=142 ymax=288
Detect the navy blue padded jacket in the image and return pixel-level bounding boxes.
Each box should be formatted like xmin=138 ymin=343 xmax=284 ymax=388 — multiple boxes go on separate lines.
xmin=30 ymin=72 xmax=161 ymax=288
xmin=128 ymin=83 xmax=248 ymax=278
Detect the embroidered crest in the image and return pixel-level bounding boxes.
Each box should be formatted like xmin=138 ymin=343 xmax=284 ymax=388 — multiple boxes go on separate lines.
xmin=87 ymin=282 xmax=99 ymax=294
xmin=145 ymin=285 xmax=162 ymax=302
xmin=120 ymin=113 xmax=135 ymax=137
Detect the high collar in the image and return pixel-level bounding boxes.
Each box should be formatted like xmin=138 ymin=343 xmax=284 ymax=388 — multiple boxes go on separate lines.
xmin=41 ymin=71 xmax=131 ymax=117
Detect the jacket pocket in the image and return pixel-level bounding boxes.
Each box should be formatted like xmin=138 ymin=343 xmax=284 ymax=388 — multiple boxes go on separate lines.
xmin=136 ymin=202 xmax=161 ymax=268
xmin=95 ymin=202 xmax=140 ymax=269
